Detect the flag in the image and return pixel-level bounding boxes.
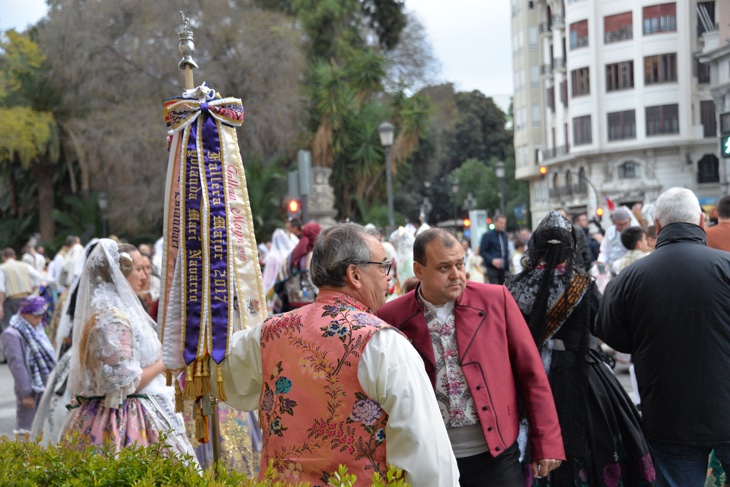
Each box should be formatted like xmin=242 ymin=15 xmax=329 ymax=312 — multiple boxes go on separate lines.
xmin=605 ymin=196 xmax=615 ymax=211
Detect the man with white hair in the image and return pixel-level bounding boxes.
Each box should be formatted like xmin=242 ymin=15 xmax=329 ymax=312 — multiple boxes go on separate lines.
xmin=595 ymin=187 xmax=730 ymax=486
xmin=596 ymin=206 xmax=635 ymax=273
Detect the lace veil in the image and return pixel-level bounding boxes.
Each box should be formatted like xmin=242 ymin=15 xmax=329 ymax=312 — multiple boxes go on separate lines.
xmin=68 ymin=239 xmax=157 ymax=403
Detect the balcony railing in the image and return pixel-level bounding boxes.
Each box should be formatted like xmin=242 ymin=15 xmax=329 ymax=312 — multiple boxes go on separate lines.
xmin=548 ymin=183 xmax=587 ymax=200
xmin=542 ymin=144 xmax=570 ymax=161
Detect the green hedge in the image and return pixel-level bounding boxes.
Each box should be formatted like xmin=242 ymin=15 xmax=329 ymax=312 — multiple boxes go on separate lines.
xmin=0 ymin=434 xmax=409 ymax=486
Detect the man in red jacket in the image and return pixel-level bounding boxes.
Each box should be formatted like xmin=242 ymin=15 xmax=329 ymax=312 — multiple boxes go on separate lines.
xmin=377 ymin=228 xmax=564 ymax=486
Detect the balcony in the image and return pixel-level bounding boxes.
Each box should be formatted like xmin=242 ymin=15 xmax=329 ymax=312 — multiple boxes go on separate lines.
xmin=548 ymin=183 xmax=587 ymax=200
xmin=542 ymin=144 xmax=570 ymax=161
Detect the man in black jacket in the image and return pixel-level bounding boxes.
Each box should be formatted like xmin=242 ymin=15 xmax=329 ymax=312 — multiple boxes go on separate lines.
xmin=479 ymin=215 xmax=509 ymax=284
xmin=595 ymin=187 xmax=730 ymax=487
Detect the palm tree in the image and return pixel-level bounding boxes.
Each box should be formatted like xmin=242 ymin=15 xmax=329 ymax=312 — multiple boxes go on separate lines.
xmin=0 ymin=30 xmax=63 ymax=242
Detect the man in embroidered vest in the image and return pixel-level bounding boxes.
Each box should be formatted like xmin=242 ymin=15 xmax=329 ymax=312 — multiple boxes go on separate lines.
xmin=377 ymin=228 xmax=565 ymax=486
xmin=0 ymin=248 xmax=42 ymax=363
xmin=222 ymin=223 xmax=459 ymax=486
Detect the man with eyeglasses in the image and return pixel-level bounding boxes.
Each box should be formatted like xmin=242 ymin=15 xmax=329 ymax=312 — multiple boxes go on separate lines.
xmin=377 ymin=228 xmax=565 ymax=486
xmin=221 ymin=223 xmax=459 ymax=486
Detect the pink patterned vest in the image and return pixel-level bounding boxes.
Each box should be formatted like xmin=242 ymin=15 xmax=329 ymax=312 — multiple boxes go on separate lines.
xmin=259 ymin=291 xmax=389 ymax=486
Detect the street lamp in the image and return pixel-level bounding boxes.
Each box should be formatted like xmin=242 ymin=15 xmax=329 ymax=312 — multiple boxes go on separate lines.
xmin=378 ymin=121 xmax=395 ymax=228
xmin=495 ymin=161 xmax=505 ymax=217
xmin=463 ymin=192 xmax=477 ymax=212
xmin=451 ymin=177 xmax=460 ymax=222
xmin=98 ymin=191 xmax=109 ymax=237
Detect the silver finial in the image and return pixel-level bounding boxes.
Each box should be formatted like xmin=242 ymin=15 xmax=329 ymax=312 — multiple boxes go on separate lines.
xmin=178 ymin=11 xmax=199 ymax=71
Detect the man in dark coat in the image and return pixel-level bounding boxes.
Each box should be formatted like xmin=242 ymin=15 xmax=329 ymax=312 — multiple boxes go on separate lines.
xmin=595 ymin=187 xmax=730 ymax=486
xmin=479 ymin=215 xmax=509 ymax=284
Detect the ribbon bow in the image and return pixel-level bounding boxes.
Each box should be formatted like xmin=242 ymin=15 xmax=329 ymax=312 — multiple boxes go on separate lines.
xmin=164 ymin=84 xmax=244 ymax=132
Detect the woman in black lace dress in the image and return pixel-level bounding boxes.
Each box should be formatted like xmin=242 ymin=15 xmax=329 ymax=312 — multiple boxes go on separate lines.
xmin=506 ymin=211 xmax=655 ymax=487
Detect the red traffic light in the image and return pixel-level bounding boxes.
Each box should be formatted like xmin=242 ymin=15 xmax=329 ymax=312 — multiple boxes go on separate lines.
xmin=486 ymin=217 xmax=492 ymax=224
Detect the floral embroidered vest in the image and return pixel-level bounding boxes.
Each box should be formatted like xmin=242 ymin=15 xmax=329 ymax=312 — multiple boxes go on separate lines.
xmin=259 ymin=291 xmax=389 ymax=486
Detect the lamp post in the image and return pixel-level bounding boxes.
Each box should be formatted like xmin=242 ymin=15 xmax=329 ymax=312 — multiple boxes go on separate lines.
xmin=463 ymin=192 xmax=477 ymax=212
xmin=98 ymin=191 xmax=109 ymax=237
xmin=451 ymin=177 xmax=460 ymax=223
xmin=495 ymin=161 xmax=505 ymax=217
xmin=378 ymin=121 xmax=395 ymax=228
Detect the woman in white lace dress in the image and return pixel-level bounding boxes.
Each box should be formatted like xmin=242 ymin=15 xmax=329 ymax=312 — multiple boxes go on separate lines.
xmin=60 ymin=239 xmax=195 ymax=461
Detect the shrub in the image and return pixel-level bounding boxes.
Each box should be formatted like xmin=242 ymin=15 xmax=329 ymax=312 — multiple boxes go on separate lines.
xmin=0 ymin=434 xmax=409 ymax=486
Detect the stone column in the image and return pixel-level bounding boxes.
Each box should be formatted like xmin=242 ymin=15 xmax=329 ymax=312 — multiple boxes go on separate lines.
xmin=307 ymin=166 xmax=338 ymax=227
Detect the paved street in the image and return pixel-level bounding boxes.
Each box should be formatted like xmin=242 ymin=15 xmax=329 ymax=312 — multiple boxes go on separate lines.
xmin=0 ymin=359 xmax=638 ymax=441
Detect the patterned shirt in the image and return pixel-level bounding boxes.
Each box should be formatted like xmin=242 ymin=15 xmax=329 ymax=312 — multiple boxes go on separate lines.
xmin=417 ymin=290 xmax=479 ymax=428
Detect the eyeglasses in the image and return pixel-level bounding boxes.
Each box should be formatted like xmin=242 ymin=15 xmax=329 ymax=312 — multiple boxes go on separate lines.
xmin=361 ymin=260 xmax=392 ymax=275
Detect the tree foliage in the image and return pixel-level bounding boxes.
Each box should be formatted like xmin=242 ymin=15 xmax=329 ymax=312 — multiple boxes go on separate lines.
xmin=31 ymin=0 xmax=308 ymax=235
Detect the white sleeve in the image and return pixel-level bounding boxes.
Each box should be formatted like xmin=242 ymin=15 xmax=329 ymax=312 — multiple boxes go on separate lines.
xmin=359 ymin=328 xmax=460 ymax=487
xmin=220 ymin=322 xmax=263 ymax=412
xmin=0 ymin=270 xmax=5 ymax=294
xmin=26 ymin=264 xmax=43 ymax=286
xmin=597 ymin=227 xmax=611 ymax=263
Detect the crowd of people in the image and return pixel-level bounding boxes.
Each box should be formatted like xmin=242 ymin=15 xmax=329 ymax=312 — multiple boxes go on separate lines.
xmin=1 ymin=188 xmax=729 ymax=486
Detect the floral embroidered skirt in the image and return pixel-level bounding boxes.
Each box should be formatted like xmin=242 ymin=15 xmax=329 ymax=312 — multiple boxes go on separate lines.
xmin=61 ymin=394 xmax=196 ymax=464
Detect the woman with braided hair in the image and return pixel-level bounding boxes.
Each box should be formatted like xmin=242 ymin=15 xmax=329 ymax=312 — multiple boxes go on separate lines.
xmin=506 ymin=211 xmax=655 ymax=486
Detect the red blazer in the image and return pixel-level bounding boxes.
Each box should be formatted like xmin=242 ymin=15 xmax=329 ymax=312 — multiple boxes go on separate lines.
xmin=377 ymin=282 xmax=565 ymax=461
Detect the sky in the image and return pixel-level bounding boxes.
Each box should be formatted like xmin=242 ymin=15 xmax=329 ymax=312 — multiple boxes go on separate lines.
xmin=0 ymin=0 xmax=514 ymax=101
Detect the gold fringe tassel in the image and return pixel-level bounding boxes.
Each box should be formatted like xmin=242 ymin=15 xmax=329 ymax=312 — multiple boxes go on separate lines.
xmin=200 ymin=358 xmax=211 ymax=396
xmin=216 ymin=364 xmax=227 ymax=402
xmin=165 ymin=368 xmax=172 ymax=387
xmin=194 ymin=403 xmax=209 ymax=443
xmin=184 ymin=364 xmax=195 ymax=400
xmin=174 ymin=375 xmax=184 ymax=413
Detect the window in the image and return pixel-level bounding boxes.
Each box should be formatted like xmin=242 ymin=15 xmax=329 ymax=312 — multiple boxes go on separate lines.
xmin=531 ymin=66 xmax=540 ymax=86
xmin=608 ymin=110 xmax=636 ymax=141
xmin=644 ymin=53 xmax=677 ymax=84
xmin=560 ymin=80 xmax=568 ymax=107
xmin=643 ymin=3 xmax=677 ymax=35
xmin=529 ymin=26 xmax=538 ymax=47
xmin=606 ymin=61 xmax=634 ymax=91
xmin=577 ymin=167 xmax=587 ymax=193
xmin=570 ymin=20 xmax=589 ymax=49
xmin=573 ymin=115 xmax=592 ymax=145
xmin=646 ymin=104 xmax=679 ymax=136
xmin=697 ymin=58 xmax=711 ymax=84
xmin=546 ymin=87 xmax=555 ymax=112
xmin=698 ymin=154 xmax=719 ymax=183
xmin=532 ymin=105 xmax=542 ymax=127
xmin=697 ymin=1 xmax=716 ymax=37
xmin=701 ymin=100 xmax=716 ymax=138
xmin=605 ymin=12 xmax=633 ymax=44
xmin=571 ymin=67 xmax=590 ymax=97
xmin=619 ymin=161 xmax=639 ymax=179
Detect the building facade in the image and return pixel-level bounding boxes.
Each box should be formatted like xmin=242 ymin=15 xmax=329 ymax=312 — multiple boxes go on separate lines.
xmin=512 ymin=0 xmax=723 ymax=228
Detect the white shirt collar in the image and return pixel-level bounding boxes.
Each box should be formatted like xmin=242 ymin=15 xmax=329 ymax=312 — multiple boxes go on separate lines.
xmin=417 ymin=287 xmax=455 ymax=324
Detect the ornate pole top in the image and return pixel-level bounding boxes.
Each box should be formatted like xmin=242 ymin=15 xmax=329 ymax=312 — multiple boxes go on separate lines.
xmin=178 ymin=11 xmax=199 ymax=72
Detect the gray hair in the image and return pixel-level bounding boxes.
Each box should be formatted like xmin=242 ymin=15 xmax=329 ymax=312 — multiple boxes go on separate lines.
xmin=310 ymin=223 xmax=373 ymax=288
xmin=654 ymin=187 xmax=701 ymax=226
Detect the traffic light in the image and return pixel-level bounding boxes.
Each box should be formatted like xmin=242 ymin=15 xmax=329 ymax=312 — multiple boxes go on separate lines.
xmin=722 ymin=134 xmax=730 ymax=159
xmin=287 ymin=199 xmax=301 ymax=218
xmin=539 ymin=166 xmax=547 ymax=179
xmin=595 ymin=207 xmax=604 ymax=218
xmin=463 ymin=218 xmax=471 ymax=228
